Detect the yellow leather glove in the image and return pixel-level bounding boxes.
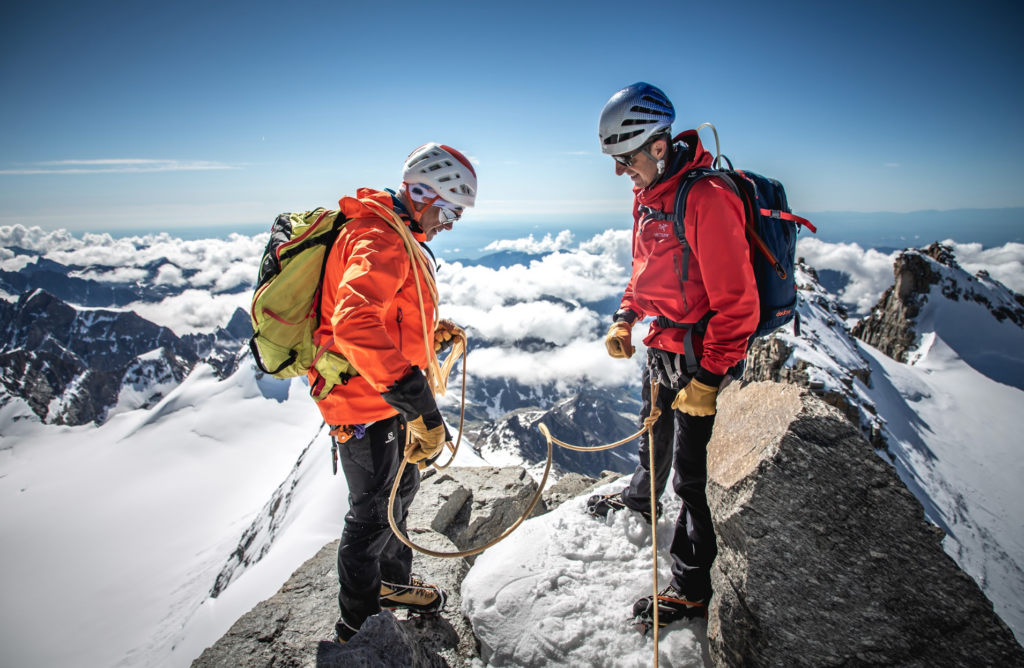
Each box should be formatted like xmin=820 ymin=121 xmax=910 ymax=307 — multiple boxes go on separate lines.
xmin=433 ymin=318 xmax=465 ymax=354
xmin=605 ymin=322 xmax=634 ymax=359
xmin=671 ymin=378 xmax=718 ymax=416
xmin=405 ymin=415 xmax=447 ymax=470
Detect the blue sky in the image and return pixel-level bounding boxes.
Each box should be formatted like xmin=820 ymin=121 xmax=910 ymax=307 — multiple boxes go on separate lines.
xmin=1 ymin=0 xmax=1022 ymax=239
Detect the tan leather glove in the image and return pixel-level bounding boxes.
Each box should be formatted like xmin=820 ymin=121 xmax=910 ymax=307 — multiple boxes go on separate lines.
xmin=434 ymin=318 xmax=465 ymax=354
xmin=605 ymin=322 xmax=634 ymax=359
xmin=671 ymin=378 xmax=718 ymax=416
xmin=382 ymin=367 xmax=450 ymax=470
xmin=405 ymin=416 xmax=447 ymax=470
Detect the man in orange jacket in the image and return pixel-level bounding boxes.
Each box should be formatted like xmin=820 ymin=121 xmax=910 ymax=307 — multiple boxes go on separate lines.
xmin=586 ymin=83 xmax=759 ymax=631
xmin=311 ymin=143 xmax=476 ymax=643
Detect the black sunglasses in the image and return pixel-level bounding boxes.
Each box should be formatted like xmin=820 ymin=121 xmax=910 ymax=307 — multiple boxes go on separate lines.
xmin=613 ymin=144 xmax=648 ymax=168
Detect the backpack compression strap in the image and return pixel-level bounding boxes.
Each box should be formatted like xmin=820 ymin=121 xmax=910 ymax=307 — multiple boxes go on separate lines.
xmin=760 ymin=208 xmax=817 ymax=233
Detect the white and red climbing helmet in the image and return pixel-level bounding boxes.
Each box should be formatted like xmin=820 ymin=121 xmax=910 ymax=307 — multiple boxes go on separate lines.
xmin=598 ymin=83 xmax=675 ymax=156
xmin=402 ymin=143 xmax=477 ymax=209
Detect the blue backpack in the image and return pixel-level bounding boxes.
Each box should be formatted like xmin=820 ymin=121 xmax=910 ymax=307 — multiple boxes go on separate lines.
xmin=670 ymin=162 xmax=817 ymax=341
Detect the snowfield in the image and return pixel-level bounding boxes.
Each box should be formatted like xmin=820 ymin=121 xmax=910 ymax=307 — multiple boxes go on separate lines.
xmin=858 ymin=335 xmax=1024 ymax=638
xmin=463 ymin=480 xmax=709 ymax=668
xmin=0 ymin=365 xmax=323 ymax=668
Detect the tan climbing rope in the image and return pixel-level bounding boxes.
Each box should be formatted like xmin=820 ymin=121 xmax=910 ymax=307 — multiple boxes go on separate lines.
xmin=363 ymin=195 xmax=666 ymax=664
xmin=647 ymin=384 xmax=662 ymax=668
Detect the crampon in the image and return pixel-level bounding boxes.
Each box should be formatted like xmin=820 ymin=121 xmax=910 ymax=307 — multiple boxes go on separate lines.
xmin=631 ymin=586 xmax=708 ymax=635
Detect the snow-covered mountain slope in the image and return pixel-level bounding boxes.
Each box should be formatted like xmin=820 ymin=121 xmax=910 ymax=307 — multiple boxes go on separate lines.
xmin=858 ymin=338 xmax=1024 ymax=639
xmin=163 ymin=394 xmax=488 ymax=668
xmin=0 ymin=346 xmax=487 ymax=668
xmin=0 ymin=363 xmax=324 ymax=668
xmin=848 ymin=247 xmax=1024 ymax=640
xmin=463 ymin=479 xmax=708 ymax=667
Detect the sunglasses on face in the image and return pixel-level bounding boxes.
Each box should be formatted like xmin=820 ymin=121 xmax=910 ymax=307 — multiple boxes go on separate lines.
xmin=437 ymin=204 xmax=463 ymax=224
xmin=613 ymin=147 xmax=645 ymax=168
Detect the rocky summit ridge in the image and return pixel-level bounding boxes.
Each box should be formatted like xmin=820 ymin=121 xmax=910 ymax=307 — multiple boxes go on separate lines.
xmin=193 ymin=383 xmax=1024 ymax=668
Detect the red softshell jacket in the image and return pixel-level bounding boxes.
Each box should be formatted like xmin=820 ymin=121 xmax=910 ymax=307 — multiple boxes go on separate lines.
xmin=620 ymin=130 xmax=759 ymax=377
xmin=309 ymin=188 xmax=436 ymax=426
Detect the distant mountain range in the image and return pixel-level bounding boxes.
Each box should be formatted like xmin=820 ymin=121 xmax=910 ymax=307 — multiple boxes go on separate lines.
xmin=1 ymin=231 xmax=1022 ymax=666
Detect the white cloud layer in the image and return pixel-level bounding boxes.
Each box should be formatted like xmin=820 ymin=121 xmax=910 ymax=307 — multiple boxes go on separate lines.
xmin=946 ymin=240 xmax=1024 ymax=294
xmin=796 ymin=238 xmax=1024 ymax=315
xmin=796 ymin=238 xmax=900 ymax=314
xmin=444 ymin=302 xmax=601 ymax=346
xmin=482 ymin=230 xmax=575 ymax=254
xmin=466 ymin=338 xmax=644 ymax=393
xmin=439 ymin=240 xmax=629 ymax=313
xmin=5 ymin=224 xmax=1022 ymax=377
xmin=126 ymin=290 xmax=251 ymax=337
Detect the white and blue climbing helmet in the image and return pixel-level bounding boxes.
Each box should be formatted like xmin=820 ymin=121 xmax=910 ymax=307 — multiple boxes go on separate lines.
xmin=598 ymin=83 xmax=675 ymax=156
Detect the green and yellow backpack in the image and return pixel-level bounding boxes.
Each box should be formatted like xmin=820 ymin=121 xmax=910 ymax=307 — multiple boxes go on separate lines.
xmin=249 ymin=208 xmax=356 ymax=400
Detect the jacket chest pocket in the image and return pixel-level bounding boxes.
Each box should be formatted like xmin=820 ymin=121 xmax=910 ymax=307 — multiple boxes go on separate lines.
xmin=673 ymin=249 xmax=690 ymax=314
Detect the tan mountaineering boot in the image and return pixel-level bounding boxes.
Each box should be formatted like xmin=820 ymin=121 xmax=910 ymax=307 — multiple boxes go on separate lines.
xmin=379 ymin=576 xmax=447 ymax=614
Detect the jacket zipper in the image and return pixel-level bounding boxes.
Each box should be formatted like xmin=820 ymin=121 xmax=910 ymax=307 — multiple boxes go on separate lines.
xmin=674 ymin=253 xmax=689 ymax=314
xmin=396 ymin=307 xmax=404 ymax=349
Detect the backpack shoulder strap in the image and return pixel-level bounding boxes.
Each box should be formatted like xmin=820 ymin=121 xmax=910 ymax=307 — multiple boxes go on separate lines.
xmin=672 ymin=168 xmax=740 ymax=242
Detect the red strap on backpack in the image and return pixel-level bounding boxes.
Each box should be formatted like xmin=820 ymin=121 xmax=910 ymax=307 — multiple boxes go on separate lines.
xmin=760 ymin=208 xmax=817 ymax=233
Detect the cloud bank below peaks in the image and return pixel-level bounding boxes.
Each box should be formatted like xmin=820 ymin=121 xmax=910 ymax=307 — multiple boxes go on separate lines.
xmin=796 ymin=238 xmax=1024 ymax=315
xmin=482 ymin=230 xmax=575 ymax=254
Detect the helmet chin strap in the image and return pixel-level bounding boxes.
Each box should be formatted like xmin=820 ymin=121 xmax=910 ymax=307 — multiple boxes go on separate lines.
xmin=400 ymin=183 xmax=440 ymax=224
xmin=640 ymin=147 xmax=667 ymax=188
xmin=642 ymin=149 xmax=665 ymax=176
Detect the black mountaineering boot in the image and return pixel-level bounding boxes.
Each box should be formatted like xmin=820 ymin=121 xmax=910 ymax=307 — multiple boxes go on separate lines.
xmin=586 ymin=493 xmax=663 ymax=525
xmin=380 ymin=576 xmax=447 ymax=614
xmin=631 ymin=585 xmax=708 ymax=634
xmin=334 ymin=618 xmax=359 ymax=643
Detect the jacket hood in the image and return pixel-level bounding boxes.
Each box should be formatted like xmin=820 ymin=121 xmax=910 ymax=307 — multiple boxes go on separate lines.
xmin=339 ymin=188 xmax=426 ymax=242
xmin=634 ymin=130 xmax=714 ymax=205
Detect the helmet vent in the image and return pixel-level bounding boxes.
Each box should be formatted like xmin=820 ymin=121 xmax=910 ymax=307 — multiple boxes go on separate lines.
xmin=603 ymin=130 xmax=644 ymax=145
xmin=641 ymin=94 xmax=671 ymax=108
xmin=630 ymin=105 xmax=671 ymax=116
xmin=621 ymin=119 xmax=656 ymax=126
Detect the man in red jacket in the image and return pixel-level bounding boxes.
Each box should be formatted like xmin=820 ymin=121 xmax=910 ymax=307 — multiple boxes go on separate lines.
xmin=586 ymin=83 xmax=759 ymax=630
xmin=312 ymin=143 xmax=476 ymax=643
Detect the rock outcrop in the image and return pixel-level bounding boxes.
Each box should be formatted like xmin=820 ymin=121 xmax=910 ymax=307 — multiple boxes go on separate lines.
xmin=706 ymin=381 xmax=1024 ymax=667
xmin=410 ymin=466 xmax=543 ymax=566
xmin=193 ymin=466 xmax=541 ymax=668
xmin=852 ymin=242 xmax=1024 ymax=363
xmin=541 ymin=470 xmax=623 ymax=512
xmin=851 ymin=243 xmax=949 ymax=362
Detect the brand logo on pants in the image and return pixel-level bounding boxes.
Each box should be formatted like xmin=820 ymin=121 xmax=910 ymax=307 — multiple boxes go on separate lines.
xmin=387 ymin=431 xmax=395 ymax=443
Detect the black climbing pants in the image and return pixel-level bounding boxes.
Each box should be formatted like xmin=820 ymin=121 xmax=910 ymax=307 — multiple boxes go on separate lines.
xmin=335 ymin=414 xmax=419 ymax=629
xmin=622 ymin=363 xmax=718 ymax=601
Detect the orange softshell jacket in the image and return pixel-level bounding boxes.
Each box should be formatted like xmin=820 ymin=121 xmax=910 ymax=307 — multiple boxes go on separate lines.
xmin=309 ymin=188 xmax=437 ymax=426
